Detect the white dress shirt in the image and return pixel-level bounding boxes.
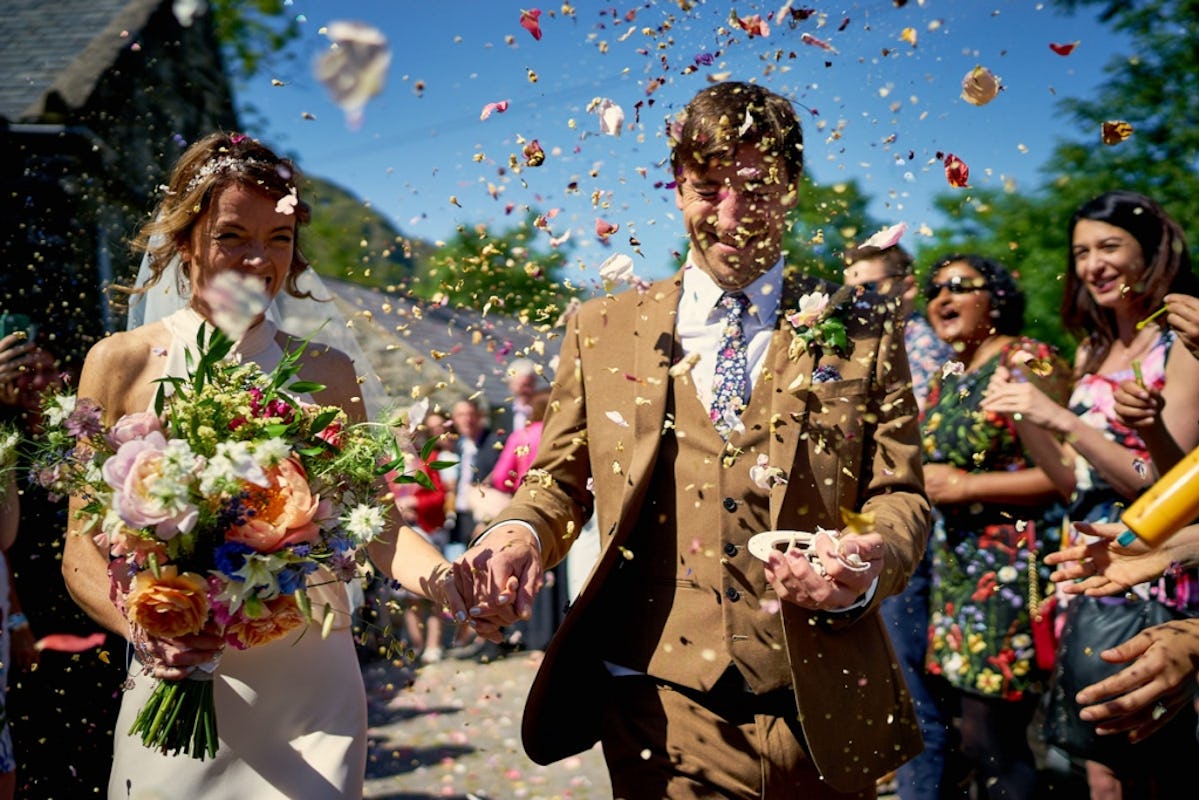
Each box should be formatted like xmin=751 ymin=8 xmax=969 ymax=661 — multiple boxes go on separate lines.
xmin=677 ymin=259 xmax=784 ymax=416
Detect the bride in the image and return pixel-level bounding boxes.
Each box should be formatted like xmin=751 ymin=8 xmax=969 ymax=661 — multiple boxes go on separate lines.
xmin=61 ymin=132 xmax=482 ymax=799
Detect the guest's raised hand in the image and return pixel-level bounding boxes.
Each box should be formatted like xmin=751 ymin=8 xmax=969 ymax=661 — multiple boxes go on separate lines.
xmin=1076 ymin=618 xmax=1199 ymax=743
xmin=0 ymin=332 xmax=36 ymax=405
xmin=922 ymin=463 xmax=971 ymax=505
xmin=980 ymin=365 xmax=1062 ymax=429
xmin=1044 ymin=520 xmax=1174 ymax=596
xmin=1112 ymin=378 xmax=1164 ymax=430
xmin=1164 ymin=293 xmax=1199 ymax=360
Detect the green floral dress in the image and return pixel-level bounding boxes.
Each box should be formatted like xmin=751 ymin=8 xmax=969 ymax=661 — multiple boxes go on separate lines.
xmin=922 ymin=339 xmax=1069 ymax=702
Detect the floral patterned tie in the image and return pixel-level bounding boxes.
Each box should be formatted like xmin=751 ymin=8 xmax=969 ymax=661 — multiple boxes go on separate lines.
xmin=710 ymin=291 xmax=751 ymax=438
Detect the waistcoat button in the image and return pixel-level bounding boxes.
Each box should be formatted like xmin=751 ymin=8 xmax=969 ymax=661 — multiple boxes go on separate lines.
xmin=725 ymin=587 xmax=740 ymax=602
xmin=723 ymin=542 xmax=738 ymax=557
xmin=722 ymin=497 xmax=737 ymax=512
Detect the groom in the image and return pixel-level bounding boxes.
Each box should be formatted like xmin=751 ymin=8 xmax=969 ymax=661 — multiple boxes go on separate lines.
xmin=457 ymin=81 xmax=929 ymax=798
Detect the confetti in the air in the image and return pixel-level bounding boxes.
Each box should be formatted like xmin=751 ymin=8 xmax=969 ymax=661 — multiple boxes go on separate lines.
xmin=943 ymin=153 xmax=969 ymax=188
xmin=733 ymin=13 xmax=770 ymax=38
xmin=520 ymin=8 xmax=543 ymax=41
xmin=861 ymin=222 xmax=907 ymax=250
xmin=480 ymin=100 xmax=510 ymax=120
xmin=960 ymin=66 xmax=1001 ymax=106
xmin=1049 ymin=41 xmax=1079 ymax=56
xmin=595 ymin=218 xmax=619 ymax=240
xmin=590 ymin=98 xmax=625 ymax=136
xmin=800 ymin=32 xmax=837 ymax=53
xmin=315 ymin=20 xmax=391 ymax=129
xmin=1101 ymin=120 xmax=1134 ymax=145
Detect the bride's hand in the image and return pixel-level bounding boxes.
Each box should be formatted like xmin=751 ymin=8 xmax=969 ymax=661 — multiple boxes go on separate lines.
xmin=129 ymin=621 xmax=225 ymax=681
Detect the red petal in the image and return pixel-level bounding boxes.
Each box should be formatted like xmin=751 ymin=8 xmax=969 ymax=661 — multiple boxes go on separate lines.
xmin=35 ymin=631 xmax=108 ymax=653
xmin=1049 ymin=41 xmax=1078 ymax=56
xmin=944 ymin=154 xmax=969 ymax=188
xmin=520 ymin=9 xmax=543 ymax=41
xmin=595 ymin=218 xmax=619 ymax=239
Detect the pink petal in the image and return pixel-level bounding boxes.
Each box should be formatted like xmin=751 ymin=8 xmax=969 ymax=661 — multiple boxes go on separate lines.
xmin=36 ymin=631 xmax=108 ymax=653
xmin=480 ymin=99 xmax=510 ymax=121
xmin=520 ymin=9 xmax=543 ymax=40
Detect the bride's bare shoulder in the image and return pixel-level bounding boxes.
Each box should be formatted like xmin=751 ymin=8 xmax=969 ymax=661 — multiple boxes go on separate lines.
xmin=79 ymin=323 xmax=170 ymax=409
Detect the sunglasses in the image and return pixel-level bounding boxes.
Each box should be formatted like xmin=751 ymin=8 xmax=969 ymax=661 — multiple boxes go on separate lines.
xmin=924 ymin=276 xmax=988 ymax=302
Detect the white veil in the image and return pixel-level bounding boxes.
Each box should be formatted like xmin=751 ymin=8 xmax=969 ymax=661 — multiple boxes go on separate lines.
xmin=126 ymin=253 xmax=392 ymax=420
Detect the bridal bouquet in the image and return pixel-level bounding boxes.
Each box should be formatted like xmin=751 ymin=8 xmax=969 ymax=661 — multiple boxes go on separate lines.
xmin=30 ymin=322 xmax=424 ymax=760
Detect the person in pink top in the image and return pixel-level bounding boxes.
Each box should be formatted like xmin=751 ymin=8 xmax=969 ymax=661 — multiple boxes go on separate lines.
xmin=490 ymin=390 xmax=550 ymax=493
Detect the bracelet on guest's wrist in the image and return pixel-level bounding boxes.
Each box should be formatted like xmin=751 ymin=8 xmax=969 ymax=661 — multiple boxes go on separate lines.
xmin=6 ymin=611 xmax=29 ymax=631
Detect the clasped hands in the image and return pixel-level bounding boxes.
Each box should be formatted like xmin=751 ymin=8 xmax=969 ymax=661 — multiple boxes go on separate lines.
xmin=425 ymin=525 xmax=545 ymax=643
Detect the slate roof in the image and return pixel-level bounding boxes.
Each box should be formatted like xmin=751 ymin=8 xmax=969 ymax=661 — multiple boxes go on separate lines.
xmin=0 ymin=0 xmax=159 ymax=122
xmin=286 ymin=276 xmax=553 ymax=418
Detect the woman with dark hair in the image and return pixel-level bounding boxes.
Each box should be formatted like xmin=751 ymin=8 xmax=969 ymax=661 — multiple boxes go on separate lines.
xmin=920 ymin=254 xmax=1071 ymax=798
xmin=983 ymin=190 xmax=1199 ymax=798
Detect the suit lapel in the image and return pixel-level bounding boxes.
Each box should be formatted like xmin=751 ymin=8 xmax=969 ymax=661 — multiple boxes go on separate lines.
xmin=618 ymin=274 xmax=681 ymax=528
xmin=768 ymin=275 xmax=819 ymax=528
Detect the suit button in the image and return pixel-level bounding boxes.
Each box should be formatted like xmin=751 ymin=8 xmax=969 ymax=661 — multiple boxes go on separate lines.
xmin=723 ymin=542 xmax=738 ymax=557
xmin=722 ymin=497 xmax=737 ymax=512
xmin=725 ymin=587 xmax=740 ymax=602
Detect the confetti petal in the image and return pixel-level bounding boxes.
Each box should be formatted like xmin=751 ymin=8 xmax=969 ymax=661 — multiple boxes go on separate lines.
xmin=1049 ymin=41 xmax=1079 ymax=56
xmin=314 ymin=21 xmax=391 ymax=129
xmin=861 ymin=222 xmax=907 ymax=250
xmin=520 ymin=8 xmax=543 ymax=41
xmin=960 ymin=66 xmax=1001 ymax=106
xmin=595 ymin=218 xmax=619 ymax=240
xmin=480 ymin=99 xmax=510 ymax=120
xmin=1101 ymin=120 xmax=1134 ymax=145
xmin=943 ymin=153 xmax=969 ymax=188
xmin=35 ymin=631 xmax=107 ymax=653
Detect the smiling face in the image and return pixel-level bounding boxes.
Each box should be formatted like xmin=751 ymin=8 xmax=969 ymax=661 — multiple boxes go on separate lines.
xmin=1071 ymin=218 xmax=1146 ymax=311
xmin=179 ymin=183 xmax=296 ymax=323
xmin=926 ymin=261 xmax=992 ymax=347
xmin=675 ymin=145 xmax=797 ymax=290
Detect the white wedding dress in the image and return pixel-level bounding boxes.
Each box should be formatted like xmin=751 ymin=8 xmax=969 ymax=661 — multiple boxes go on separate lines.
xmin=108 ymin=309 xmax=366 ymax=800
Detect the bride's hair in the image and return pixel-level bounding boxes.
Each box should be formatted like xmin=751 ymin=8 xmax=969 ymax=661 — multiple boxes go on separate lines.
xmin=125 ymin=132 xmax=314 ymax=301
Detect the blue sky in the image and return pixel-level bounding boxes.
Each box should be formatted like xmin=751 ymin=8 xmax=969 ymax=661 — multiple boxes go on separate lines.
xmin=242 ymin=0 xmax=1127 ymax=284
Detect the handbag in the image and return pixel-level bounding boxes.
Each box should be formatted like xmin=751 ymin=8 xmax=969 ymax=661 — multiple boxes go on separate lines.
xmin=1027 ymin=519 xmax=1063 ymax=672
xmin=1043 ymin=593 xmax=1185 ymax=765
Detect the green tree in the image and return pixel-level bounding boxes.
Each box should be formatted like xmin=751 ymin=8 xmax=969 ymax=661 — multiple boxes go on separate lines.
xmin=301 ymin=176 xmax=415 ymax=289
xmin=921 ymin=0 xmax=1199 ymax=355
xmin=413 ymin=213 xmax=581 ymax=324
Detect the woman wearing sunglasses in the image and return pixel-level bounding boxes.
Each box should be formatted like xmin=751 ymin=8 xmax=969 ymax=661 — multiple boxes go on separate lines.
xmin=981 ymin=191 xmax=1199 ymax=799
xmin=919 ymin=253 xmax=1071 ymax=799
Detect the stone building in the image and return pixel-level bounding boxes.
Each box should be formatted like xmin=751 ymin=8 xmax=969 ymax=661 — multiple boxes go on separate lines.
xmin=1 ymin=0 xmax=237 ymax=370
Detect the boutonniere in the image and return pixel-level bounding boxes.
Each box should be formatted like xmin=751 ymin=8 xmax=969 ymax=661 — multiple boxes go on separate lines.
xmin=785 ymin=285 xmax=853 ymax=360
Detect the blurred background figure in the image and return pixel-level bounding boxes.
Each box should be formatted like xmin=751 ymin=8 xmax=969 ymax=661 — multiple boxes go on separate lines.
xmin=0 ymin=320 xmax=124 ymax=798
xmin=843 ymin=241 xmax=959 ymax=800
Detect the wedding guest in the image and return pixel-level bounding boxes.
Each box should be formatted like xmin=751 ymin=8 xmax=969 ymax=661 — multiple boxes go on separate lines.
xmin=448 ymin=397 xmax=501 ymax=552
xmin=920 ymin=254 xmax=1071 ymax=799
xmin=843 ymin=239 xmax=959 ymax=800
xmin=493 ymin=357 xmax=542 ymax=437
xmin=453 ymin=81 xmax=929 ymax=799
xmin=982 ymin=190 xmax=1199 ymax=798
xmin=0 ymin=328 xmax=124 ymax=797
xmin=391 ymin=411 xmax=457 ymax=663
xmin=490 ymin=389 xmax=549 ymax=492
xmin=59 ymin=132 xmax=472 ymax=799
xmin=0 ymin=465 xmax=18 ymax=800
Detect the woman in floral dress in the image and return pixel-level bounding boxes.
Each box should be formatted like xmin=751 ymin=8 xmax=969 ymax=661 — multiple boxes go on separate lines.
xmin=981 ymin=190 xmax=1199 ymax=799
xmin=920 ymin=254 xmax=1070 ymax=799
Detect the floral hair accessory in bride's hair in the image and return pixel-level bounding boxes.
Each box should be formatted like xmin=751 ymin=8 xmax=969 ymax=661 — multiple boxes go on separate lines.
xmin=183 ymin=153 xmax=271 ymax=194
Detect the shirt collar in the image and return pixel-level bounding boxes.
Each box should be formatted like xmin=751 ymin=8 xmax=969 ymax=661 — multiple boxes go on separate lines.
xmin=680 ymin=257 xmax=784 ymax=325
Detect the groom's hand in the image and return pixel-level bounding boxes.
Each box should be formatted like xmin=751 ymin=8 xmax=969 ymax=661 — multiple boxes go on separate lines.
xmin=455 ymin=525 xmax=544 ymax=640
